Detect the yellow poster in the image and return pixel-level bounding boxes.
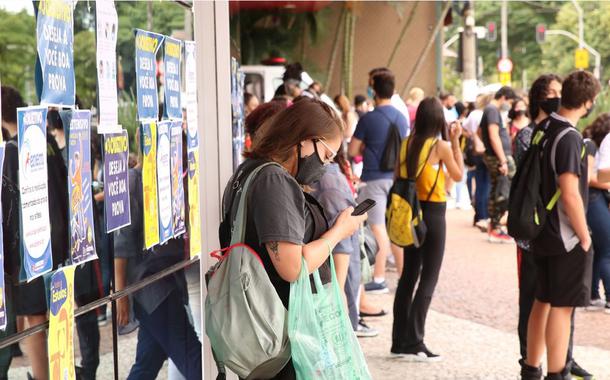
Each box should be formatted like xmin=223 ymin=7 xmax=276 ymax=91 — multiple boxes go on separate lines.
xmin=187 ymin=148 xmax=201 ymax=258
xmin=48 ymin=265 xmax=76 ymax=380
xmin=142 ymin=121 xmax=159 ymax=249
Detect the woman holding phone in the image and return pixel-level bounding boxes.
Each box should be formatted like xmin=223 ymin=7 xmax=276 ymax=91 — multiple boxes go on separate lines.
xmin=391 ymin=97 xmax=464 ymax=362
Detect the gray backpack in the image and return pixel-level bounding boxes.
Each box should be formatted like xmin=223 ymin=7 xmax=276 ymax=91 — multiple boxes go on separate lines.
xmin=205 ymin=162 xmax=290 ymax=379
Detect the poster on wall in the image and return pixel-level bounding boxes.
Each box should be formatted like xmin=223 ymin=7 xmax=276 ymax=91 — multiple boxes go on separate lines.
xmin=0 ymin=144 xmax=6 ymax=330
xmin=103 ymin=130 xmax=131 ymax=233
xmin=134 ymin=29 xmax=164 ymax=121
xmin=48 ymin=265 xmax=76 ymax=380
xmin=65 ymin=110 xmax=97 ymax=264
xmin=170 ymin=121 xmax=185 ymax=237
xmin=230 ymin=57 xmax=245 ymax=171
xmin=156 ymin=121 xmax=173 ymax=244
xmin=36 ymin=0 xmax=75 ymax=106
xmin=163 ymin=37 xmax=182 ymax=120
xmin=184 ymin=41 xmax=198 ymax=150
xmin=141 ymin=121 xmax=159 ymax=249
xmin=187 ymin=149 xmax=201 ymax=258
xmin=95 ymin=0 xmax=120 ymax=132
xmin=17 ymin=106 xmax=53 ymax=282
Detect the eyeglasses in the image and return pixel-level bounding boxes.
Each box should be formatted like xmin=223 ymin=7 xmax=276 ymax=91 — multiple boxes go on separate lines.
xmin=315 ymin=139 xmax=337 ymax=164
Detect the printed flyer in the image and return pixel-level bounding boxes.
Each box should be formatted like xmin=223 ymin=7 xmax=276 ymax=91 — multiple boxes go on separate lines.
xmin=135 ymin=29 xmax=164 ymax=121
xmin=187 ymin=149 xmax=201 ymax=258
xmin=0 ymin=144 xmax=6 ymax=330
xmin=103 ymin=130 xmax=131 ymax=233
xmin=95 ymin=0 xmax=120 ymax=132
xmin=141 ymin=121 xmax=159 ymax=249
xmin=18 ymin=106 xmax=53 ymax=282
xmin=170 ymin=121 xmax=185 ymax=237
xmin=36 ymin=0 xmax=75 ymax=106
xmin=65 ymin=110 xmax=97 ymax=264
xmin=163 ymin=37 xmax=182 ymax=120
xmin=184 ymin=41 xmax=198 ymax=151
xmin=157 ymin=121 xmax=173 ymax=244
xmin=48 ymin=265 xmax=76 ymax=380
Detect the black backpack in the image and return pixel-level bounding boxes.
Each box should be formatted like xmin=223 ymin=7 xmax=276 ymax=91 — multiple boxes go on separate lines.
xmin=378 ymin=111 xmax=402 ymax=172
xmin=507 ymin=122 xmax=584 ymax=241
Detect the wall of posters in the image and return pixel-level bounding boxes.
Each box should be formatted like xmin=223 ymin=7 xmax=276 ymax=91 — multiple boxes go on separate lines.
xmin=170 ymin=121 xmax=185 ymax=237
xmin=142 ymin=121 xmax=159 ymax=249
xmin=230 ymin=57 xmax=245 ymax=171
xmin=157 ymin=121 xmax=173 ymax=244
xmin=103 ymin=130 xmax=131 ymax=233
xmin=17 ymin=106 xmax=53 ymax=281
xmin=36 ymin=0 xmax=75 ymax=106
xmin=48 ymin=265 xmax=75 ymax=380
xmin=184 ymin=41 xmax=198 ymax=151
xmin=95 ymin=0 xmax=120 ymax=132
xmin=135 ymin=29 xmax=164 ymax=121
xmin=163 ymin=37 xmax=182 ymax=120
xmin=0 ymin=144 xmax=6 ymax=330
xmin=65 ymin=110 xmax=97 ymax=264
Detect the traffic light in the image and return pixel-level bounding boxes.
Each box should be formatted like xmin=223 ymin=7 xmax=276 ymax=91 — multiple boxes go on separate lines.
xmin=486 ymin=21 xmax=497 ymax=42
xmin=536 ymin=24 xmax=546 ymax=44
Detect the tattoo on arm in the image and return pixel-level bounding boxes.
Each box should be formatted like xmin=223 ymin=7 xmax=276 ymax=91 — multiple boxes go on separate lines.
xmin=269 ymin=241 xmax=280 ymax=261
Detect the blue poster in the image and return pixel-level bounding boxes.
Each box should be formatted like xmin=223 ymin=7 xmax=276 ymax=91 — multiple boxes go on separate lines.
xmin=103 ymin=130 xmax=131 ymax=233
xmin=164 ymin=37 xmax=182 ymax=120
xmin=184 ymin=41 xmax=198 ymax=151
xmin=0 ymin=144 xmax=6 ymax=330
xmin=170 ymin=121 xmax=185 ymax=237
xmin=36 ymin=0 xmax=75 ymax=106
xmin=157 ymin=121 xmax=173 ymax=243
xmin=65 ymin=110 xmax=97 ymax=265
xmin=135 ymin=29 xmax=164 ymax=121
xmin=17 ymin=106 xmax=53 ymax=282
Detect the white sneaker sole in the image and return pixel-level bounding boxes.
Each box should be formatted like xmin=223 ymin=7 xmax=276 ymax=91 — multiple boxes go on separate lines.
xmin=488 ymin=236 xmax=514 ymax=244
xmin=365 ymin=288 xmax=390 ymax=295
xmin=390 ymin=352 xmax=442 ymax=363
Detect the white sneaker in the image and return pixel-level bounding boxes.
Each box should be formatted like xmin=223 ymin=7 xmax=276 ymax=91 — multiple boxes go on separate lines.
xmin=605 ymin=303 xmax=610 ymax=314
xmin=356 ymin=319 xmax=378 ymax=338
xmin=586 ymin=298 xmax=606 ymax=311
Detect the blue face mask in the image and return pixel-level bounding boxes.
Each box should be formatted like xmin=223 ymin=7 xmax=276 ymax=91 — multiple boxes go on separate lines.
xmin=367 ymin=86 xmax=375 ymax=99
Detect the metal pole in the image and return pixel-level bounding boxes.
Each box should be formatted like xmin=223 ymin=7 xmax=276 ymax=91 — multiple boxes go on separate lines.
xmin=462 ymin=2 xmax=477 ymax=102
xmin=402 ymin=1 xmax=451 ymax=97
xmin=546 ymin=29 xmax=601 ymax=79
xmin=571 ymin=0 xmax=584 ymax=48
xmin=501 ymin=0 xmax=508 ymax=59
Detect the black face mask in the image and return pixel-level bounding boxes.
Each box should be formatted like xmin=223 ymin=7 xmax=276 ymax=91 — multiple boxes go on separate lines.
xmin=584 ymin=102 xmax=596 ymax=119
xmin=508 ymin=109 xmax=526 ymax=120
xmin=540 ymin=97 xmax=560 ymax=116
xmin=295 ymin=141 xmax=326 ymax=185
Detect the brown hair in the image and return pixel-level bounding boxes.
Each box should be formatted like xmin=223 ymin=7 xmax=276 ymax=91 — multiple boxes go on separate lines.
xmin=245 ymin=98 xmax=288 ymax=138
xmin=561 ymin=71 xmax=601 ymax=110
xmin=333 ymin=94 xmax=351 ymax=125
xmin=583 ymin=113 xmax=610 ymax=147
xmin=245 ymin=98 xmax=344 ymax=163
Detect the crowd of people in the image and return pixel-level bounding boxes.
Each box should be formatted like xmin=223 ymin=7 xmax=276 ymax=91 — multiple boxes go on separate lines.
xmin=236 ymin=65 xmax=609 ymax=380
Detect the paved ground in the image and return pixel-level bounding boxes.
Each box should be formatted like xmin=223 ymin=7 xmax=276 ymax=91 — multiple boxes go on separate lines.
xmin=8 ymin=209 xmax=610 ymax=379
xmin=359 ymin=209 xmax=610 ymax=380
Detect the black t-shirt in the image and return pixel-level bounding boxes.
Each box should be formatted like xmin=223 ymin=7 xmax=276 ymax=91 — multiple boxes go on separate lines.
xmin=532 ymin=114 xmax=588 ymax=256
xmin=480 ymin=104 xmax=512 ymax=157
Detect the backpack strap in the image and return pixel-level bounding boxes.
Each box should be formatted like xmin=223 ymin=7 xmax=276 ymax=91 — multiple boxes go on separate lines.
xmin=424 ymin=161 xmax=442 ymax=202
xmin=545 ymin=128 xmax=586 ymax=211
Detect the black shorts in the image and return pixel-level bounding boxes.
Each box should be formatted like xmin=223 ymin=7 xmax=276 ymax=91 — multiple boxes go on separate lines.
xmin=12 ymin=276 xmax=48 ymax=316
xmin=534 ymin=245 xmax=593 ymax=307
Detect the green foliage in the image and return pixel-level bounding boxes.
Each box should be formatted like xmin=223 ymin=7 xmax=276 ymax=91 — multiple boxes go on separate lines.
xmin=118 ymin=90 xmax=139 ymax=153
xmin=542 ymin=1 xmax=610 ymax=83
xmin=0 ymin=9 xmax=37 ymax=103
xmin=74 ymin=30 xmax=97 ymax=109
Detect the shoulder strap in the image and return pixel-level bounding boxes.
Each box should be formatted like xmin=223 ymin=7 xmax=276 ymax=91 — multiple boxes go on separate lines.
xmin=415 ymin=139 xmax=438 ymax=180
xmin=546 ymin=128 xmax=585 ymax=211
xmin=230 ymin=162 xmax=281 ymax=245
xmin=425 ymin=160 xmax=442 ymax=202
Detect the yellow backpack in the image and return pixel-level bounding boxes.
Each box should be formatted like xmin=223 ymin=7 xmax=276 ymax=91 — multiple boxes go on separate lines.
xmin=386 ymin=138 xmax=439 ymax=247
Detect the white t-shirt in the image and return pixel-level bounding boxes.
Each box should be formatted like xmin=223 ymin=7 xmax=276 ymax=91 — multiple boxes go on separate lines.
xmin=391 ymin=93 xmax=411 ymax=134
xmin=596 ymin=133 xmax=610 ymax=170
xmin=463 ymin=109 xmax=484 ymax=134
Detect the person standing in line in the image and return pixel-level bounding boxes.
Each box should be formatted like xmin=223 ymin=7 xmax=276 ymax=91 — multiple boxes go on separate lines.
xmin=479 ymin=86 xmax=518 ymax=243
xmin=349 ymin=71 xmax=408 ymax=294
xmin=391 ymin=97 xmax=463 ymax=361
xmin=334 ymin=94 xmax=359 ymax=140
xmin=522 ymin=71 xmax=600 ymax=380
xmin=354 ymin=94 xmax=370 ymax=119
xmin=509 ymin=97 xmax=531 ymax=140
xmin=514 ymin=74 xmax=595 ymax=380
xmin=582 ymin=115 xmax=610 ymax=312
xmin=366 ymin=67 xmax=411 ymax=134
xmin=406 ymin=87 xmax=424 ymax=127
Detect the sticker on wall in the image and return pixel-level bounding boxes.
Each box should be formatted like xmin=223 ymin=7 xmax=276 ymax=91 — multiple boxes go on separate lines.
xmin=48 ymin=265 xmax=76 ymax=380
xmin=134 ymin=29 xmax=164 ymax=121
xmin=170 ymin=121 xmax=185 ymax=237
xmin=142 ymin=120 xmax=159 ymax=249
xmin=157 ymin=120 xmax=173 ymax=243
xmin=163 ymin=37 xmax=182 ymax=120
xmin=95 ymin=0 xmax=120 ymax=132
xmin=103 ymin=130 xmax=131 ymax=233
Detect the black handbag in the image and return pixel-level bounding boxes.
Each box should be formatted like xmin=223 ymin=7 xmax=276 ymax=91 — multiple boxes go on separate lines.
xmin=378 ymin=112 xmax=402 ymax=172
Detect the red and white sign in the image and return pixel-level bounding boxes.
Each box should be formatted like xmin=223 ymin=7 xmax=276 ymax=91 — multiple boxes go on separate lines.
xmin=497 ymin=58 xmax=513 ymax=73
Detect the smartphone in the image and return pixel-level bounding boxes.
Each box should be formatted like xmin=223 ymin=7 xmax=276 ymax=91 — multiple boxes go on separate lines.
xmin=352 ymin=199 xmax=376 ymax=216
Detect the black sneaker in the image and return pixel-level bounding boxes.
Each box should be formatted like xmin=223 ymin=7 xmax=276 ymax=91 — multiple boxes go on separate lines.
xmin=391 ymin=344 xmax=442 ymax=362
xmin=355 ymin=319 xmax=378 ymax=338
xmin=519 ymin=358 xmax=542 ymax=380
xmin=570 ymin=360 xmax=594 ymax=380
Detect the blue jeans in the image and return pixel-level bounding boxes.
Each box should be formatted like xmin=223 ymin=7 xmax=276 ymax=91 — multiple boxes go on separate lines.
xmin=127 ymin=292 xmax=202 ymax=380
xmin=587 ymin=190 xmax=610 ymax=301
xmin=473 ymin=162 xmax=490 ymax=222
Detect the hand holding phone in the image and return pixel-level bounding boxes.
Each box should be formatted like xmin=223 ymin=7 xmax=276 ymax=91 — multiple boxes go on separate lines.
xmin=352 ymin=199 xmax=376 ymax=216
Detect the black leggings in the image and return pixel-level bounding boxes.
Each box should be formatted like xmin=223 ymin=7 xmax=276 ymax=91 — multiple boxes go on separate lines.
xmin=392 ymin=202 xmax=447 ymax=351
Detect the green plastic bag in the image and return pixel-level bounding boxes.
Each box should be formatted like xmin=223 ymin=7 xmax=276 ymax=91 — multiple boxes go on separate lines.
xmin=288 ymin=257 xmax=372 ymax=380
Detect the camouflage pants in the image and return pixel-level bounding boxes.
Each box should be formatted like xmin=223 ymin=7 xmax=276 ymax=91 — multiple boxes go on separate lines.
xmin=483 ymin=154 xmax=515 ymax=230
